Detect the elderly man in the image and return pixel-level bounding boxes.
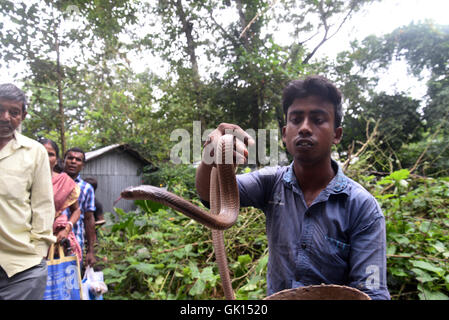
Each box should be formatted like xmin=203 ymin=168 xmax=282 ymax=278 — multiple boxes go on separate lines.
xmin=0 ymin=83 xmax=56 ymax=299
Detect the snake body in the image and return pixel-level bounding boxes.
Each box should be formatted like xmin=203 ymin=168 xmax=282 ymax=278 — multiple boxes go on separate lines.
xmin=121 ymin=134 xmax=238 ymax=299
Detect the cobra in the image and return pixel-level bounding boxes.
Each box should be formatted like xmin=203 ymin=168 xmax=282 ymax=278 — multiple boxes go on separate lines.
xmin=120 ymin=134 xmax=370 ymax=300
xmin=121 ymin=134 xmax=238 ymax=299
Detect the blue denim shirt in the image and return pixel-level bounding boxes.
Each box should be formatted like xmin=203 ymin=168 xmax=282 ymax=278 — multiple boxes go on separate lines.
xmin=237 ymin=160 xmax=390 ymax=300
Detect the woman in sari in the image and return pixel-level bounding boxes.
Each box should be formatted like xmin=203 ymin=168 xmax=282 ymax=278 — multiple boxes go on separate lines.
xmin=40 ymin=139 xmax=82 ymax=262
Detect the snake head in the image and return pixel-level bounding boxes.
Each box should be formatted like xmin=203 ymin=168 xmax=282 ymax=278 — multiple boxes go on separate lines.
xmin=120 ymin=186 xmax=137 ymax=199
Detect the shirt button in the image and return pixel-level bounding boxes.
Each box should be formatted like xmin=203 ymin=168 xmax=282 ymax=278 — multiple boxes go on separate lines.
xmin=301 ymin=243 xmax=307 ymax=249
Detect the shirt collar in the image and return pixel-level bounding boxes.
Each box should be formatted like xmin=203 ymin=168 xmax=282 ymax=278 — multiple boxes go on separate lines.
xmin=12 ymin=131 xmax=34 ymax=150
xmin=74 ymin=174 xmax=82 ymax=183
xmin=282 ymin=159 xmax=349 ymax=195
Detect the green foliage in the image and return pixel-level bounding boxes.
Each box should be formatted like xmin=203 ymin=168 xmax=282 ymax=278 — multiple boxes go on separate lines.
xmin=143 ymin=162 xmax=197 ymax=199
xmin=96 ymin=191 xmax=268 ymax=300
xmin=3 ymin=1 xmax=448 ymax=300
xmin=329 ymin=22 xmax=449 ymax=177
xmin=96 ymin=165 xmax=449 ymax=300
xmin=358 ymin=169 xmax=449 ymax=300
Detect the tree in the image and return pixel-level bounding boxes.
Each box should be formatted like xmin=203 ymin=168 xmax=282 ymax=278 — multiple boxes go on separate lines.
xmin=0 ymin=0 xmax=142 ymax=152
xmin=136 ymin=0 xmax=376 ymax=165
xmin=327 ymin=22 xmax=449 ymax=176
xmin=1 ymin=1 xmax=74 ymax=152
xmin=1 ymin=0 xmax=378 ymax=165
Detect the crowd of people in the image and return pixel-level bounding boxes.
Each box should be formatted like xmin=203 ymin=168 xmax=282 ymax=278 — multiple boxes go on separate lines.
xmin=0 ymin=83 xmax=103 ymax=299
xmin=0 ymin=76 xmax=390 ymax=300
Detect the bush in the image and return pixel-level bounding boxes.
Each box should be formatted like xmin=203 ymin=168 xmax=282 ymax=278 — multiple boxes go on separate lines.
xmin=143 ymin=162 xmax=197 ymax=199
xmin=96 ymin=166 xmax=449 ymax=300
xmin=96 ymin=201 xmax=268 ymax=300
xmin=359 ymin=169 xmax=449 ymax=300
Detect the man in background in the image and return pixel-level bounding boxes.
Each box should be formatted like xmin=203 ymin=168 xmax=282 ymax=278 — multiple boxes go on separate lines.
xmin=63 ymin=147 xmax=97 ymax=267
xmin=83 ymin=177 xmax=105 ymax=226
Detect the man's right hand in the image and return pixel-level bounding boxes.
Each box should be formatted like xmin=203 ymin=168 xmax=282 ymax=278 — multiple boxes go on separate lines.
xmin=195 ymin=123 xmax=255 ymax=202
xmin=201 ymin=123 xmax=255 ymax=167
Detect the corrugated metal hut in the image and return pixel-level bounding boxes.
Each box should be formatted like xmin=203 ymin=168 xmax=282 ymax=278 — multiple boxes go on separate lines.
xmin=82 ymin=144 xmax=152 ymax=214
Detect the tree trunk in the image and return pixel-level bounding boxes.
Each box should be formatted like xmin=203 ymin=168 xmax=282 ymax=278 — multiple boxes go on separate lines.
xmin=55 ymin=31 xmax=66 ymax=155
xmin=173 ymin=0 xmax=204 ymax=126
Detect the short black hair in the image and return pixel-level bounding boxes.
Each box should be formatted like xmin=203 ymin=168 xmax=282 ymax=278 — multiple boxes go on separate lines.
xmin=0 ymin=83 xmax=28 ymax=113
xmin=39 ymin=138 xmax=60 ymax=158
xmin=282 ymin=75 xmax=343 ymax=128
xmin=64 ymin=147 xmax=86 ymax=163
xmin=83 ymin=177 xmax=97 ymax=191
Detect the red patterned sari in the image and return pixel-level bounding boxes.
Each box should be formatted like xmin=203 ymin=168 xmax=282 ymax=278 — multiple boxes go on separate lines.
xmin=52 ymin=172 xmax=82 ymax=261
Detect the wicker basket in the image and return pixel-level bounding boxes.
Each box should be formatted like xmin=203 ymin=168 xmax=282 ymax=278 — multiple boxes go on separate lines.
xmin=263 ymin=284 xmax=371 ymax=300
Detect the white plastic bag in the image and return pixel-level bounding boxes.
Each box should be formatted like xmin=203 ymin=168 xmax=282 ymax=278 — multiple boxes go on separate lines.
xmin=81 ymin=266 xmax=108 ymax=300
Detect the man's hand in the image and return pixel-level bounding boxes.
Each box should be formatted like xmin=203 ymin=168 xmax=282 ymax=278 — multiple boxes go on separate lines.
xmin=202 ymin=123 xmax=255 ymax=167
xmin=196 ymin=123 xmax=255 ymax=202
xmin=56 ymin=228 xmax=69 ymax=243
xmin=86 ymin=251 xmax=96 ymax=267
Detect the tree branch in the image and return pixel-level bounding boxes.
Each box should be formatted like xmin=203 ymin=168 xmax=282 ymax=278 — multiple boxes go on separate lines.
xmin=302 ymin=1 xmax=355 ymax=65
xmin=239 ymin=0 xmax=279 ymax=39
xmin=343 ymin=119 xmax=380 ymax=171
xmin=409 ymin=113 xmax=448 ymax=174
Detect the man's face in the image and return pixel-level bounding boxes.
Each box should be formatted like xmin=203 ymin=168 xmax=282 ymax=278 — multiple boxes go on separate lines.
xmin=64 ymin=151 xmax=85 ymax=177
xmin=0 ymin=99 xmax=26 ymax=140
xmin=282 ymin=95 xmax=342 ymax=165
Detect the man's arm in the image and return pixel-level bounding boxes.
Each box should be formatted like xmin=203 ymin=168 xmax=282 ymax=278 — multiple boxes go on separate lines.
xmin=84 ymin=211 xmax=97 ymax=266
xmin=348 ymin=200 xmax=390 ymax=300
xmin=84 ymin=184 xmax=97 ymax=266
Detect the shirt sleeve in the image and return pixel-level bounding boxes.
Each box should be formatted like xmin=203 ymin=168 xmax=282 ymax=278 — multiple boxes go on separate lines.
xmin=237 ymin=166 xmax=279 ymax=211
xmin=84 ymin=184 xmax=96 ymax=213
xmin=30 ymin=145 xmax=56 ymax=256
xmin=347 ymin=197 xmax=390 ymax=300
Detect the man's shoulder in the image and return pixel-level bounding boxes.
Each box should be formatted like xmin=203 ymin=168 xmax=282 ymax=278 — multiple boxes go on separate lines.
xmin=345 ymin=176 xmax=375 ymax=200
xmin=15 ymin=132 xmax=41 ymax=149
xmin=15 ymin=132 xmax=47 ymax=156
xmin=344 ymin=175 xmax=384 ymax=218
xmin=76 ymin=176 xmax=95 ymax=193
xmin=257 ymin=165 xmax=288 ymax=177
xmin=238 ymin=165 xmax=288 ymax=183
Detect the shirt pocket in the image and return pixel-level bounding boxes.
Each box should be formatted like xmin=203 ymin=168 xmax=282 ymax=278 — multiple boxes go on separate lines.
xmin=310 ymin=233 xmax=351 ymax=274
xmin=325 ymin=235 xmax=351 ymax=253
xmin=0 ymin=169 xmax=31 ymax=201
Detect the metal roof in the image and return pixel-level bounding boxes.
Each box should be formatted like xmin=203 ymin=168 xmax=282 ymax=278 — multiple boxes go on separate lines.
xmin=85 ymin=144 xmax=152 ymax=166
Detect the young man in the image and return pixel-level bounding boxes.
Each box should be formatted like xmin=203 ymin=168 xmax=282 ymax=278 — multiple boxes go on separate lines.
xmin=195 ymin=75 xmax=390 ymax=300
xmin=63 ymin=148 xmax=97 ymax=267
xmin=0 ymin=84 xmax=56 ymax=299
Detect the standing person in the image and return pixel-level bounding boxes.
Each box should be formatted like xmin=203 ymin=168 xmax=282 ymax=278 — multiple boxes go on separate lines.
xmin=40 ymin=138 xmax=82 ymax=262
xmin=195 ymin=75 xmax=390 ymax=299
xmin=83 ymin=177 xmax=105 ymax=226
xmin=0 ymin=83 xmax=56 ymax=299
xmin=63 ymin=147 xmax=97 ymax=267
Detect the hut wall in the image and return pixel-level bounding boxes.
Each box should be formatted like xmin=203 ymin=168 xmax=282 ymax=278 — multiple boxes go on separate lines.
xmin=81 ymin=150 xmax=143 ymax=214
